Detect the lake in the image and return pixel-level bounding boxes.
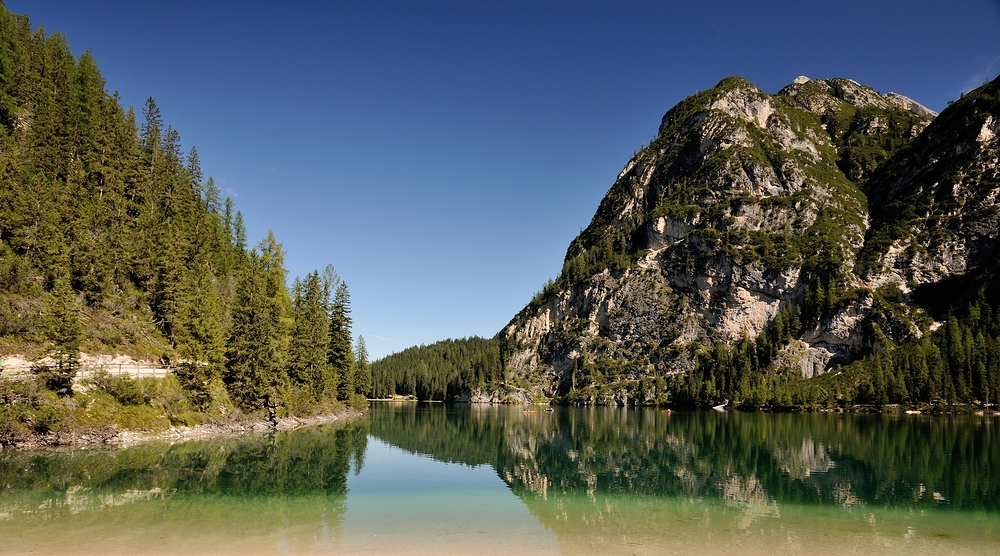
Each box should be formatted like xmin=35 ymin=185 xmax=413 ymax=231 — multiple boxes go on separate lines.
xmin=1 ymin=403 xmax=999 ymax=555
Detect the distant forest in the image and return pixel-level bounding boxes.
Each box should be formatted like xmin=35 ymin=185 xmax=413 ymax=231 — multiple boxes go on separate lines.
xmin=371 ymin=337 xmax=502 ymax=401
xmin=0 ymin=4 xmax=368 ymax=432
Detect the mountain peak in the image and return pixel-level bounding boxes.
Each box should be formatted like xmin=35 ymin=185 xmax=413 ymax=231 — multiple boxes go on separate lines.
xmin=500 ymin=74 xmax=997 ymax=407
xmin=885 ymin=92 xmax=938 ymax=119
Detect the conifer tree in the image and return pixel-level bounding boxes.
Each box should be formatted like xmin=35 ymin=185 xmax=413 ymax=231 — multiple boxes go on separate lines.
xmin=186 ymin=146 xmax=203 ymax=199
xmin=289 ymin=271 xmax=333 ymax=399
xmin=37 ymin=278 xmax=82 ymax=396
xmin=233 ymin=210 xmax=247 ymax=251
xmin=173 ymin=266 xmax=226 ymax=409
xmin=224 ymin=255 xmax=282 ymax=412
xmin=140 ymin=97 xmax=162 ymax=159
xmin=322 ymin=264 xmax=340 ymax=298
xmin=257 ymin=231 xmax=293 ymax=320
xmin=204 ymin=176 xmax=221 ymax=214
xmin=329 ymin=282 xmax=354 ymax=400
xmin=355 ymin=335 xmax=372 ymax=398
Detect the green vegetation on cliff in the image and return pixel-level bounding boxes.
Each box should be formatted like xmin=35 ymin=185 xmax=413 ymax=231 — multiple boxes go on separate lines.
xmin=858 ymin=76 xmax=1000 ymax=278
xmin=501 ymin=74 xmax=1000 ymax=409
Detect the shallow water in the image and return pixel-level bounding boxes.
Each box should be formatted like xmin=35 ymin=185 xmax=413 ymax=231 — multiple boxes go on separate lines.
xmin=1 ymin=404 xmax=998 ymax=554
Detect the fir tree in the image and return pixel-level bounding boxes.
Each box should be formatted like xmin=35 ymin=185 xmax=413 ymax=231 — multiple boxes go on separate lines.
xmin=36 ymin=278 xmax=81 ymax=396
xmin=289 ymin=271 xmax=333 ymax=399
xmin=224 ymin=255 xmax=283 ymax=412
xmin=204 ymin=176 xmax=221 ymax=214
xmin=329 ymin=282 xmax=354 ymax=400
xmin=186 ymin=146 xmax=203 ymax=199
xmin=355 ymin=335 xmax=372 ymax=398
xmin=233 ymin=210 xmax=247 ymax=251
xmin=173 ymin=265 xmax=226 ymax=410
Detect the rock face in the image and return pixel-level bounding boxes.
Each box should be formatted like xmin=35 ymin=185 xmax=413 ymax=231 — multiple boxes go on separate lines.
xmin=500 ymin=74 xmax=1000 ymax=405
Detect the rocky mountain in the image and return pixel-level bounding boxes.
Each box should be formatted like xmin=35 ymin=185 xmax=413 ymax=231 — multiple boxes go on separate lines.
xmin=500 ymin=74 xmax=1000 ymax=406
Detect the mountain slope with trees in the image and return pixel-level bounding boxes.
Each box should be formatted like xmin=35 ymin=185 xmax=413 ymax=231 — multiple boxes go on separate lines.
xmin=0 ymin=3 xmax=366 ymax=443
xmin=370 ymin=337 xmax=502 ymax=401
xmin=499 ymin=74 xmax=1000 ymax=409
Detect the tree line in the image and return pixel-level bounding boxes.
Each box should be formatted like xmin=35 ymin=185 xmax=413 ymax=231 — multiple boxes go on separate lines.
xmin=664 ymin=288 xmax=1000 ymax=410
xmin=370 ymin=337 xmax=502 ymax=401
xmin=0 ymin=4 xmax=368 ymax=419
xmin=555 ymin=273 xmax=1000 ymax=410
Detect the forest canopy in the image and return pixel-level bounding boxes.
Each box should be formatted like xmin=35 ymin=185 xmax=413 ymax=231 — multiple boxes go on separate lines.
xmin=0 ymin=4 xmax=368 ymax=436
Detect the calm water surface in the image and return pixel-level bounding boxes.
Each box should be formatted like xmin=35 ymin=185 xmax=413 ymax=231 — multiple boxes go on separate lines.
xmin=1 ymin=403 xmax=999 ymax=554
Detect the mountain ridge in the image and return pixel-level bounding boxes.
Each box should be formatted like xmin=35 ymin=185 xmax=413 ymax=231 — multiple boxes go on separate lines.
xmin=498 ymin=74 xmax=1000 ymax=407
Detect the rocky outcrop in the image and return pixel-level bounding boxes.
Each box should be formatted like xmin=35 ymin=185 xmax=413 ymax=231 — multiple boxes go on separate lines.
xmin=860 ymin=78 xmax=1000 ymax=310
xmin=500 ymin=74 xmax=1000 ymax=404
xmin=885 ymin=92 xmax=939 ymax=119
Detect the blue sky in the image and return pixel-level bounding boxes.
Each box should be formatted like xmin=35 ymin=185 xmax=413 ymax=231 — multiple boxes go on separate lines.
xmin=8 ymin=0 xmax=1000 ymax=359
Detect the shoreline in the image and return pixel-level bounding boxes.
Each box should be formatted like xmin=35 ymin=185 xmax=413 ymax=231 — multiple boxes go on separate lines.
xmin=2 ymin=408 xmax=365 ymax=451
xmin=378 ymin=397 xmax=1000 ymax=415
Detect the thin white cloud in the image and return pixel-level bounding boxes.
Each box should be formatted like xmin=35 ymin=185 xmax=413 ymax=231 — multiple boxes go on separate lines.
xmin=961 ymin=56 xmax=1000 ymax=94
xmin=225 ymin=187 xmax=238 ymax=198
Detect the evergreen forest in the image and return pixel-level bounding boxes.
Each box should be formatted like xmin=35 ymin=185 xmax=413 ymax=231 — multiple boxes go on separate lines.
xmin=0 ymin=5 xmax=369 ymax=443
xmin=370 ymin=337 xmax=502 ymax=401
xmin=646 ymin=289 xmax=1000 ymax=410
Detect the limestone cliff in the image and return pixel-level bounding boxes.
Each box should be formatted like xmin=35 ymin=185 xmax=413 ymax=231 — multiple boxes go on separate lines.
xmin=500 ymin=75 xmax=1000 ymax=405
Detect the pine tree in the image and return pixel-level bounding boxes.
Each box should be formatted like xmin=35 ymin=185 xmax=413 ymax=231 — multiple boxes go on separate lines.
xmin=36 ymin=278 xmax=81 ymax=396
xmin=289 ymin=271 xmax=333 ymax=399
xmin=329 ymin=282 xmax=354 ymax=400
xmin=355 ymin=335 xmax=372 ymax=398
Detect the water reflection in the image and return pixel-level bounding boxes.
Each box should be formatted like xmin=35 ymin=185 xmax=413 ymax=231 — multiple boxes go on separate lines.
xmin=368 ymin=404 xmax=1000 ymax=511
xmin=2 ymin=406 xmax=999 ymax=555
xmin=369 ymin=403 xmax=1000 ymax=554
xmin=0 ymin=421 xmax=369 ymax=554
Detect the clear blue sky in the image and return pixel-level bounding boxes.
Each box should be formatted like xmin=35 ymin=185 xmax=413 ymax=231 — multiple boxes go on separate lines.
xmin=8 ymin=0 xmax=1000 ymax=359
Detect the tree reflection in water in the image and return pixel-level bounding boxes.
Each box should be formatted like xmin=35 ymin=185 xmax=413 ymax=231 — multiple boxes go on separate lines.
xmin=0 ymin=420 xmax=369 ymax=554
xmin=2 ymin=406 xmax=999 ymax=555
xmin=369 ymin=403 xmax=1000 ymax=554
xmin=369 ymin=404 xmax=1000 ymax=510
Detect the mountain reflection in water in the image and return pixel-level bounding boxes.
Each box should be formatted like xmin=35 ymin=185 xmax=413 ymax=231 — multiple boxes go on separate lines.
xmin=369 ymin=403 xmax=1000 ymax=510
xmin=367 ymin=403 xmax=1000 ymax=554
xmin=2 ymin=404 xmax=999 ymax=555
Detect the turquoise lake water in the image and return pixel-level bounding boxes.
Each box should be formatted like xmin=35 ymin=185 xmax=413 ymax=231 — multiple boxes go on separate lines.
xmin=1 ymin=403 xmax=999 ymax=554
